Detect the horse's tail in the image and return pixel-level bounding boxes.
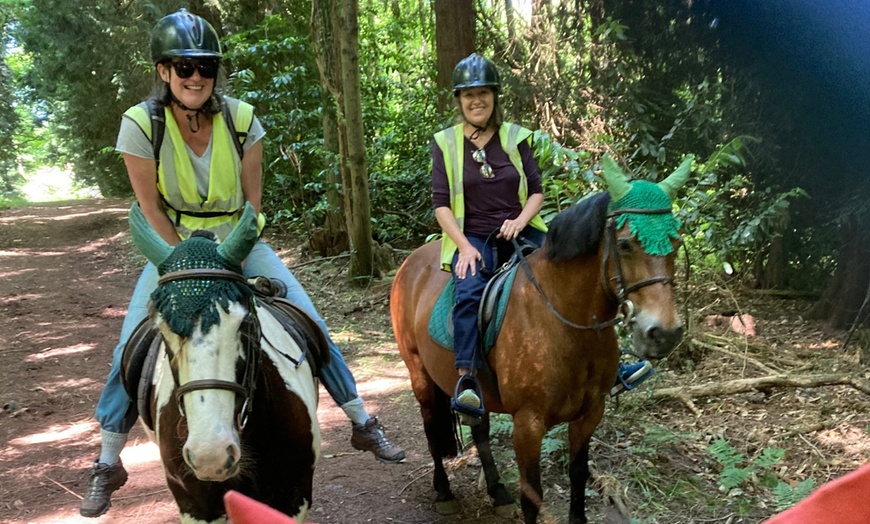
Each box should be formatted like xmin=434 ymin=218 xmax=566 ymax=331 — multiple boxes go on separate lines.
xmin=430 ymin=386 xmax=459 ymax=459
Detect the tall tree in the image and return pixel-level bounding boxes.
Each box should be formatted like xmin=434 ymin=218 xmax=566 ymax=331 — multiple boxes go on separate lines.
xmin=310 ymin=0 xmax=349 ymax=255
xmin=337 ymin=0 xmax=373 ymax=282
xmin=433 ymin=0 xmax=474 ymax=112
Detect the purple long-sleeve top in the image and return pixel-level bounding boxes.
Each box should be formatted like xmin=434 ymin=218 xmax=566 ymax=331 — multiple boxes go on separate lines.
xmin=431 ymin=133 xmax=542 ymax=238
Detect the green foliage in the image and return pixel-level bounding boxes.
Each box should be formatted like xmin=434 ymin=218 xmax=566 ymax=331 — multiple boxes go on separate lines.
xmin=773 ymin=478 xmax=816 ymax=512
xmin=222 ymin=14 xmax=325 ymax=234
xmin=707 ymin=439 xmax=796 ymax=504
xmin=356 ymin=1 xmax=439 ymax=244
xmin=531 ymin=130 xmax=595 ymax=223
xmin=677 ymin=138 xmax=814 ymax=288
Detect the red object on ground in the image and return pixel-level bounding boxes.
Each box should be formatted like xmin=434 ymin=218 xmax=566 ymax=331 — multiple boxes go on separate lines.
xmin=224 ymin=490 xmax=313 ymax=524
xmin=762 ymin=464 xmax=870 ymax=524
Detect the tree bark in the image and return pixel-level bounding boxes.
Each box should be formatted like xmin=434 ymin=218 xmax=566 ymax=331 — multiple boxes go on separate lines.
xmin=337 ymin=0 xmax=373 ymax=283
xmin=433 ymin=0 xmax=475 ymax=113
xmin=310 ymin=0 xmax=348 ymax=256
xmin=806 ymin=216 xmax=870 ymax=330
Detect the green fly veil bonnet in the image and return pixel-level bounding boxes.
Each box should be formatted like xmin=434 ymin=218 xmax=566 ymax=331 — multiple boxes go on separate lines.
xmin=601 ymin=155 xmax=693 ymax=256
xmin=128 ymin=202 xmax=259 ymax=337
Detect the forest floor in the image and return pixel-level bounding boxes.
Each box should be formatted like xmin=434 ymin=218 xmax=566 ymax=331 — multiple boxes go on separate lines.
xmin=2 ymin=198 xmax=869 ymax=524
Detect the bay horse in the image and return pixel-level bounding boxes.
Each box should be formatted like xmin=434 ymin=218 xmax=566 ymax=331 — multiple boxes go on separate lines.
xmin=122 ymin=202 xmax=327 ymax=524
xmin=391 ymin=155 xmax=692 ymax=523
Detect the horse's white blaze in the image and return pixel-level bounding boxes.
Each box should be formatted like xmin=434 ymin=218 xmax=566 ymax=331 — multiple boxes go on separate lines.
xmin=255 ymin=304 xmax=321 ymax=464
xmin=176 ymin=301 xmax=247 ymax=480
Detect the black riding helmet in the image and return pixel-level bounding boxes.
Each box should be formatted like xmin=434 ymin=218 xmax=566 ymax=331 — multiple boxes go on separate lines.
xmin=150 ymin=8 xmax=222 ymax=64
xmin=452 ymin=53 xmax=500 ymax=96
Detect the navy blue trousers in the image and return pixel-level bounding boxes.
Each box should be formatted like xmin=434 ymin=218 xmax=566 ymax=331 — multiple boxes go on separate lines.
xmin=451 ymin=226 xmax=546 ymax=369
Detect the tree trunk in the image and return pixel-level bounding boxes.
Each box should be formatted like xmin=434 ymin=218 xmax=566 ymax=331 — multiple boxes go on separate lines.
xmin=433 ymin=0 xmax=475 ymax=113
xmin=310 ymin=0 xmax=349 ymax=256
xmin=337 ymin=0 xmax=373 ymax=283
xmin=806 ymin=216 xmax=870 ymax=330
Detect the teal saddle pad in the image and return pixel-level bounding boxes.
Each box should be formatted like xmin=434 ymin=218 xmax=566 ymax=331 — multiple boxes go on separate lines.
xmin=428 ymin=265 xmax=518 ymax=353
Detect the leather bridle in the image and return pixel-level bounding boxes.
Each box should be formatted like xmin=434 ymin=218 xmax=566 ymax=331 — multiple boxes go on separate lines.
xmin=515 ymin=207 xmax=677 ymax=331
xmin=600 ymin=207 xmax=676 ymax=327
xmin=157 ymin=269 xmax=261 ymax=431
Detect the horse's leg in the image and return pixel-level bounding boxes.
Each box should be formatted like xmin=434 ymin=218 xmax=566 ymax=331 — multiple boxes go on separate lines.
xmin=470 ymin=414 xmax=515 ymax=517
xmin=567 ymin=403 xmax=606 ymax=524
xmin=512 ymin=410 xmax=547 ymax=524
xmin=416 ymin=376 xmax=459 ymax=514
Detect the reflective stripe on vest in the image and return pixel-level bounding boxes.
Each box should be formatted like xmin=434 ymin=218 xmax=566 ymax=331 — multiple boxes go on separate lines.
xmin=433 ymin=122 xmax=547 ymax=271
xmin=123 ymin=97 xmax=263 ymax=241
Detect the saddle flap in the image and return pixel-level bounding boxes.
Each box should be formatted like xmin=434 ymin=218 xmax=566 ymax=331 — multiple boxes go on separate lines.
xmin=121 ymin=317 xmax=159 ymax=402
xmin=257 ymin=297 xmax=330 ymax=377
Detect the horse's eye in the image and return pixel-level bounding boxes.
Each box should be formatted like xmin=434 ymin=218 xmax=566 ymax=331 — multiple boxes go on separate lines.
xmin=617 ymin=238 xmax=632 ymax=253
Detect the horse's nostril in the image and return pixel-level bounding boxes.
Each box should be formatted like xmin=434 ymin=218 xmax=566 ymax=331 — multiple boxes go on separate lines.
xmin=225 ymin=444 xmax=239 ymax=470
xmin=183 ymin=447 xmax=196 ymax=468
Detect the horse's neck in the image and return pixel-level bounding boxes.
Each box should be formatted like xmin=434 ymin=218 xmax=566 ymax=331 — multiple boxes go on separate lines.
xmin=523 ymin=249 xmax=614 ymax=316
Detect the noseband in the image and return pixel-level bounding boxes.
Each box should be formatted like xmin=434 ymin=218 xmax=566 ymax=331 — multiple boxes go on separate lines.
xmin=157 ymin=269 xmax=261 ymax=431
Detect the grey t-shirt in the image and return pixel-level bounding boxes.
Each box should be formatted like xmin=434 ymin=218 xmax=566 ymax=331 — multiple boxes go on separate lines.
xmin=115 ymin=108 xmax=265 ymax=199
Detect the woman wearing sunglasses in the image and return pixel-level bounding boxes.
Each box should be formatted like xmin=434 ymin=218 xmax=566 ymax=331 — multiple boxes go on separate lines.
xmin=80 ymin=9 xmax=405 ymax=518
xmin=431 ymin=53 xmax=654 ymax=425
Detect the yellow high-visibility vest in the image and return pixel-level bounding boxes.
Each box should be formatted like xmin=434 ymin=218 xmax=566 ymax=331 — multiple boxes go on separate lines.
xmin=123 ymin=96 xmax=264 ymax=240
xmin=433 ymin=122 xmax=547 ymax=271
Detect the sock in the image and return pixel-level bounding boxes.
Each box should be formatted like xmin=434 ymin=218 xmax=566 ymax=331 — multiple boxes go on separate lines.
xmin=340 ymin=397 xmax=370 ymax=426
xmin=98 ymin=430 xmax=128 ymax=465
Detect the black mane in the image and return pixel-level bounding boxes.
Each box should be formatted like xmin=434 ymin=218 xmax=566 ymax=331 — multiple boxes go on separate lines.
xmin=544 ymin=192 xmax=612 ymax=261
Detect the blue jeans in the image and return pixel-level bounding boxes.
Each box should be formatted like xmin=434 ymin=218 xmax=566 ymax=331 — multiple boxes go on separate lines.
xmin=95 ymin=240 xmax=359 ymax=433
xmin=452 ymin=226 xmax=546 ymax=370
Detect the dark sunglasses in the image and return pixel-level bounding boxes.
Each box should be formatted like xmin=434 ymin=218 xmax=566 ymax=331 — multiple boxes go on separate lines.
xmin=171 ymin=60 xmax=219 ymax=79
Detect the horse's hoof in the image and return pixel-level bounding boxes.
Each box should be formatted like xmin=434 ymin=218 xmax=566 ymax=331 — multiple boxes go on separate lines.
xmin=493 ymin=502 xmax=518 ymax=519
xmin=435 ymin=499 xmax=460 ymax=515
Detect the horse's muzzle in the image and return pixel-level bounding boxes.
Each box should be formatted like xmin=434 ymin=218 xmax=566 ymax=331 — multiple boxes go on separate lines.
xmin=183 ymin=438 xmax=242 ymax=481
xmin=630 ymin=312 xmax=684 ymax=359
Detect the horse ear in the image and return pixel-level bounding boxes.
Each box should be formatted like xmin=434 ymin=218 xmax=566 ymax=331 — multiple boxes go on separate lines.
xmin=658 ymin=155 xmax=694 ymax=199
xmin=601 ymin=154 xmax=632 ymax=202
xmin=128 ymin=202 xmax=174 ymax=267
xmin=217 ymin=202 xmax=260 ymax=267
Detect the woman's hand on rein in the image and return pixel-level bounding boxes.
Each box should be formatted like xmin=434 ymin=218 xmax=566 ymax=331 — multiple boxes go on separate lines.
xmin=498 ymin=218 xmax=527 ymax=241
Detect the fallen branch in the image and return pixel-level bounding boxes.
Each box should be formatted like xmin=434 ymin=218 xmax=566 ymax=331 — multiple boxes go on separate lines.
xmin=651 ymin=373 xmax=870 ymax=405
xmin=692 ymin=337 xmax=778 ymax=375
xmin=44 ymin=475 xmax=82 ymax=500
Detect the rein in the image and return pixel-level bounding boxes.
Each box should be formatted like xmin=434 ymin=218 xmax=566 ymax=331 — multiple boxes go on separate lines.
xmin=157 ymin=268 xmax=261 ymax=431
xmin=513 ymin=206 xmax=676 ymax=331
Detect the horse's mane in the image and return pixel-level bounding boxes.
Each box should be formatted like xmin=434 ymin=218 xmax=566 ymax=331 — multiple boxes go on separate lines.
xmin=544 ymin=192 xmax=612 ymax=261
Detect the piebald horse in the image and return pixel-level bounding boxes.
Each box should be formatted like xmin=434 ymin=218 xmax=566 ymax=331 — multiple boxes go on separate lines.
xmin=124 ymin=202 xmax=326 ymax=523
xmin=391 ymin=156 xmax=691 ymax=523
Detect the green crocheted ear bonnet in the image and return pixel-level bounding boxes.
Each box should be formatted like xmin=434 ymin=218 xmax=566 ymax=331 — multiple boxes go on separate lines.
xmin=151 ymin=234 xmax=253 ymax=338
xmin=601 ymin=155 xmax=693 ymax=257
xmin=127 ymin=202 xmax=261 ymax=338
xmin=609 ymin=180 xmax=680 ymax=256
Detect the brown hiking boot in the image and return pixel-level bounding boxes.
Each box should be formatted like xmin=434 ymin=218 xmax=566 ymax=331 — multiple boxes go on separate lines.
xmin=350 ymin=417 xmax=406 ymax=463
xmin=79 ymin=460 xmax=128 ymax=518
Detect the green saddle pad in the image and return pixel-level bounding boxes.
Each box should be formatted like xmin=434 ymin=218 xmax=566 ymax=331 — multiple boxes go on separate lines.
xmin=428 ymin=266 xmax=518 ymax=353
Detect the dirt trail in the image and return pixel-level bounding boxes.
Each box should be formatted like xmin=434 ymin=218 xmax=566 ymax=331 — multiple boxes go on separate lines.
xmin=4 ymin=199 xmax=870 ymax=524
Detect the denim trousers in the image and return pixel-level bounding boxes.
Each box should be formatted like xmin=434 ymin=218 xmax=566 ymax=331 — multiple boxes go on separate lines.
xmin=451 ymin=226 xmax=545 ymax=370
xmin=94 ymin=240 xmax=359 ymax=433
